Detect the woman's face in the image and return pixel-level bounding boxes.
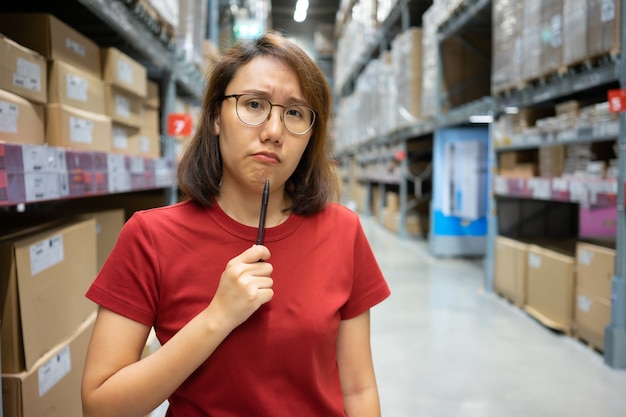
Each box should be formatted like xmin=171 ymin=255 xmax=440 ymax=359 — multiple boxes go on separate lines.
xmin=214 ymin=55 xmax=312 ymax=193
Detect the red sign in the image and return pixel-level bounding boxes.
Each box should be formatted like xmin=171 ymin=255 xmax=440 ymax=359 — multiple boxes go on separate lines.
xmin=167 ymin=113 xmax=193 ymax=136
xmin=608 ymin=89 xmax=626 ymax=113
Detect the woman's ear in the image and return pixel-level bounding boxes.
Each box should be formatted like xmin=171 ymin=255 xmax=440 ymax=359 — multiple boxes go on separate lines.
xmin=213 ymin=114 xmax=220 ymax=136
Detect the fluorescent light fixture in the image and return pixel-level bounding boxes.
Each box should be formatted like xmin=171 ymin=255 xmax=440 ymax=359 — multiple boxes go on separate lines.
xmin=294 ymin=0 xmax=309 ymax=22
xmin=504 ymin=106 xmax=519 ymax=114
xmin=294 ymin=8 xmax=307 ymax=22
xmin=469 ymin=115 xmax=493 ymax=123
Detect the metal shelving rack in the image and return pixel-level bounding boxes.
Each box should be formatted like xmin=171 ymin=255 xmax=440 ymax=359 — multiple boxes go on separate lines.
xmin=0 ymin=0 xmax=206 ymax=209
xmin=483 ymin=0 xmax=626 ymax=369
xmin=336 ymin=0 xmax=626 ymax=368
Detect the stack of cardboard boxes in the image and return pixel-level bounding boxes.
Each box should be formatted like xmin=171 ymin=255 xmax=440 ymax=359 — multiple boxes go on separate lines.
xmin=492 ymin=0 xmax=622 ymax=94
xmin=494 ymin=236 xmax=616 ymax=351
xmin=0 ymin=208 xmax=126 ymax=417
xmin=0 ymin=13 xmax=161 ymax=158
xmin=0 ymin=13 xmax=165 ymax=204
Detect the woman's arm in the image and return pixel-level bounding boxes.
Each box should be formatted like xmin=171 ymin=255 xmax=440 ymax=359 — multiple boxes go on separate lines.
xmin=81 ymin=244 xmax=274 ymax=417
xmin=336 ymin=310 xmax=381 ymax=417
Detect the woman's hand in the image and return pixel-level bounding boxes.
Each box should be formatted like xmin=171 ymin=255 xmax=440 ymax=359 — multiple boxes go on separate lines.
xmin=208 ymin=244 xmax=274 ymax=331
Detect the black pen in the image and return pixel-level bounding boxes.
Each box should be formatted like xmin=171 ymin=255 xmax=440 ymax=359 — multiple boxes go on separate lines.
xmin=256 ymin=179 xmax=270 ymax=245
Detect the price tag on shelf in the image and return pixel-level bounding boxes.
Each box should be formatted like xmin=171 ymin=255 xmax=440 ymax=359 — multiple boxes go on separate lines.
xmin=528 ymin=178 xmax=551 ymax=200
xmin=608 ymin=88 xmax=626 ymax=112
xmin=569 ymin=179 xmax=588 ymax=205
xmin=493 ymin=176 xmax=509 ymax=195
xmin=167 ymin=113 xmax=193 ymax=137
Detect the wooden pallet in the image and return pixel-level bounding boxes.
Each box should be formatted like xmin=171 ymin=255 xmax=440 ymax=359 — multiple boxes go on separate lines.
xmin=524 ymin=305 xmax=572 ymax=336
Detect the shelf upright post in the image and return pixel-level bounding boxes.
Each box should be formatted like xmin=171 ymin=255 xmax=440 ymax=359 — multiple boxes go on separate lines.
xmin=484 ymin=107 xmax=497 ymax=292
xmin=604 ymin=0 xmax=626 ymax=369
xmin=162 ymin=61 xmax=178 ymax=206
xmin=397 ymin=0 xmax=410 ymax=238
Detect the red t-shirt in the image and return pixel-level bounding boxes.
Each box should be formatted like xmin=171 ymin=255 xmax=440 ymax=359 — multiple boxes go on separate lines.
xmin=86 ymin=200 xmax=390 ymax=416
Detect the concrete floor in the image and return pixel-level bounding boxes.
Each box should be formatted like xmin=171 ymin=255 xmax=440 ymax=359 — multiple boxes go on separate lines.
xmin=363 ymin=216 xmax=626 ymax=417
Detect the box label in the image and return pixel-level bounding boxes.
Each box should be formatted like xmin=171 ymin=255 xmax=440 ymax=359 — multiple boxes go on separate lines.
xmin=38 ymin=345 xmax=71 ymax=396
xmin=30 ymin=233 xmax=64 ymax=275
xmin=0 ymin=100 xmax=18 ymax=133
xmin=117 ymin=59 xmax=133 ymax=84
xmin=578 ymin=249 xmax=593 ymax=266
xmin=528 ymin=253 xmax=542 ymax=269
xmin=602 ymin=0 xmax=616 ymax=22
xmin=66 ymin=74 xmax=88 ymax=102
xmin=66 ymin=37 xmax=86 ymax=57
xmin=70 ymin=117 xmax=94 ymax=144
xmin=577 ymin=294 xmax=593 ymax=313
xmin=115 ymin=95 xmax=131 ymax=118
xmin=14 ymin=57 xmax=42 ymax=92
xmin=112 ymin=127 xmax=129 ymax=150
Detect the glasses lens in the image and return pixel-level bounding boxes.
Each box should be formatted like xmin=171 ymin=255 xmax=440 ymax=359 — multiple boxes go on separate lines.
xmin=283 ymin=105 xmax=315 ymax=135
xmin=236 ymin=95 xmax=271 ymax=126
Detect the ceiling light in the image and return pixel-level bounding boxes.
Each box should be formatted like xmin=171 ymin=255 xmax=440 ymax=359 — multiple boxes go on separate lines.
xmin=469 ymin=115 xmax=493 ymax=123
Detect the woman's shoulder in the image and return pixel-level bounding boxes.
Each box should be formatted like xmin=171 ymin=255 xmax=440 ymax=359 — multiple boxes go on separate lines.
xmin=315 ymin=202 xmax=361 ymax=225
xmin=129 ymin=200 xmax=204 ymax=227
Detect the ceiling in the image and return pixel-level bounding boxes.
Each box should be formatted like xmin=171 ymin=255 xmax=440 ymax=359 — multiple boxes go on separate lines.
xmin=268 ymin=0 xmax=339 ymax=54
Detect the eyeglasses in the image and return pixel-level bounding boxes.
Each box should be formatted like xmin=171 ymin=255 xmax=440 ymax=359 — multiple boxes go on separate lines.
xmin=223 ymin=94 xmax=316 ymax=135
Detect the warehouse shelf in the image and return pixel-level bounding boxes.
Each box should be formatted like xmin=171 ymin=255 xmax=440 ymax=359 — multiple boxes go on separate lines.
xmin=0 ymin=142 xmax=176 ymax=209
xmin=496 ymin=60 xmax=619 ymax=110
xmin=437 ymin=96 xmax=495 ymax=127
xmin=437 ymin=0 xmax=491 ymax=42
xmin=494 ymin=120 xmax=620 ymax=151
xmin=493 ymin=176 xmax=618 ymax=207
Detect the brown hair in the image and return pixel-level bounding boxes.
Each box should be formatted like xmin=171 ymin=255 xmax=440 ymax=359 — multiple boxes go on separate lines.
xmin=177 ymin=32 xmax=338 ymax=215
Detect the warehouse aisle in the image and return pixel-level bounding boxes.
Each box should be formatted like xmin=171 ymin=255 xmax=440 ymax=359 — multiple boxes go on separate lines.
xmin=362 ymin=215 xmax=626 ymax=417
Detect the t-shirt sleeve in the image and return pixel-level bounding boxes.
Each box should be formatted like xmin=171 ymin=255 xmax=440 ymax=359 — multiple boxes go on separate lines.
xmin=85 ymin=212 xmax=160 ymax=326
xmin=340 ymin=216 xmax=391 ymax=320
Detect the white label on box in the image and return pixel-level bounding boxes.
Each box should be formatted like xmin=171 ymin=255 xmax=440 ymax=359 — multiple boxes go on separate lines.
xmin=117 ymin=59 xmax=133 ymax=84
xmin=14 ymin=57 xmax=42 ymax=92
xmin=577 ymin=295 xmax=593 ymax=313
xmin=493 ymin=176 xmax=509 ymax=195
xmin=30 ymin=233 xmax=64 ymax=276
xmin=115 ymin=95 xmax=131 ymax=118
xmin=601 ymin=0 xmax=616 ymax=22
xmin=66 ymin=74 xmax=88 ymax=102
xmin=70 ymin=117 xmax=94 ymax=144
xmin=38 ymin=345 xmax=71 ymax=397
xmin=66 ymin=37 xmax=86 ymax=56
xmin=140 ymin=135 xmax=150 ymax=153
xmin=528 ymin=253 xmax=542 ymax=269
xmin=113 ymin=127 xmax=129 ymax=150
xmin=0 ymin=100 xmax=18 ymax=133
xmin=578 ymin=249 xmax=593 ymax=266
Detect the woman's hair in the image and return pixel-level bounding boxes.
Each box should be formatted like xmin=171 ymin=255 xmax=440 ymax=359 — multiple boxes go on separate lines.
xmin=177 ymin=31 xmax=339 ymax=215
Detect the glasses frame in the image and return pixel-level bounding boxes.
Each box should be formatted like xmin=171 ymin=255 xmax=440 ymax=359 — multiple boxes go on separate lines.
xmin=223 ymin=94 xmax=316 ymax=136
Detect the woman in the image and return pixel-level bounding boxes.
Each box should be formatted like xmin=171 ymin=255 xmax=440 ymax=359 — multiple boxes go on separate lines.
xmin=82 ymin=32 xmax=390 ymax=417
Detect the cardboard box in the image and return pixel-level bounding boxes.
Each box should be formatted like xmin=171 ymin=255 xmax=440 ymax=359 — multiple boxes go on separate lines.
xmin=77 ymin=209 xmax=125 ymax=272
xmin=2 ymin=312 xmax=95 ymax=417
xmin=104 ymin=85 xmax=144 ymax=128
xmin=574 ymin=286 xmax=610 ymax=350
xmin=146 ymin=81 xmax=160 ymax=109
xmin=0 ymin=13 xmax=101 ymax=76
xmin=579 ymin=205 xmax=617 ymax=238
xmin=0 ymin=34 xmax=47 ymax=104
xmin=576 ymin=240 xmax=615 ymax=300
xmin=588 ymin=0 xmax=621 ymax=57
xmin=48 ymin=60 xmax=106 ymax=114
xmin=0 ymin=218 xmax=97 ymax=372
xmin=45 ymin=103 xmax=112 ymax=153
xmin=494 ymin=236 xmax=528 ymax=307
xmin=135 ymin=130 xmax=161 ymax=158
xmin=525 ymin=244 xmax=575 ymax=331
xmin=111 ymin=123 xmax=140 ymax=155
xmin=101 ymin=47 xmax=148 ymax=98
xmin=0 ymin=89 xmax=45 ymax=146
